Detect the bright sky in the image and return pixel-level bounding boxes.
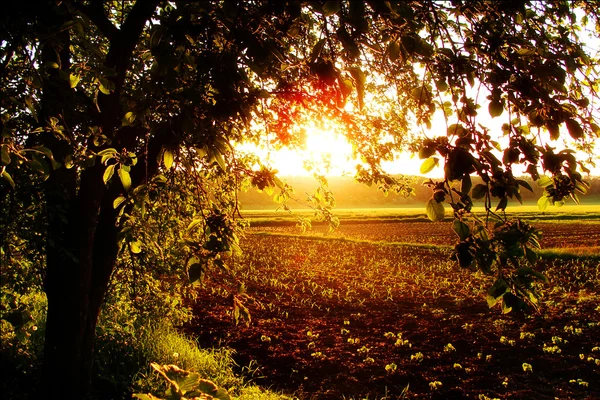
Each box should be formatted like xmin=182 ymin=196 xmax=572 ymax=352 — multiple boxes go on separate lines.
xmin=255 ymin=132 xmax=435 ymax=177
xmin=238 ymin=113 xmax=600 ymax=179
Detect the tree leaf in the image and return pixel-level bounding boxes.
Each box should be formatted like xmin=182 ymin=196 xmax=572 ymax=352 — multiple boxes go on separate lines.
xmin=32 ymin=153 xmax=50 ymax=178
xmin=518 ymin=266 xmax=548 ymax=283
xmin=122 ymin=111 xmax=136 ymax=126
xmin=414 ymin=37 xmax=434 ymax=58
xmin=310 ymin=39 xmax=325 ymax=63
xmin=546 ymin=121 xmax=560 ymax=140
xmin=98 ymin=82 xmax=110 ymax=95
xmin=388 ymin=41 xmax=400 ymax=61
xmin=525 ymin=248 xmax=538 ymax=265
xmin=436 ymin=79 xmax=449 ymax=92
xmin=488 ymin=100 xmax=504 ymax=117
xmin=214 ymin=153 xmax=226 ymax=171
xmin=163 ymin=149 xmax=174 ymax=169
xmin=447 ymin=123 xmax=467 ymax=137
xmin=322 ymin=1 xmax=341 ymax=16
xmin=418 ymin=145 xmax=436 ymax=159
xmin=69 ymin=74 xmax=80 ymax=88
xmin=103 ymin=164 xmax=115 ymax=184
xmin=516 ymin=179 xmax=533 ymax=192
xmin=97 ymin=148 xmax=118 ymax=157
xmin=118 ymin=167 xmax=131 ymax=190
xmin=97 ymin=77 xmax=114 ymax=95
xmin=188 ymin=263 xmax=204 ymax=284
xmin=425 ymin=198 xmax=445 ymax=222
xmin=452 ymin=219 xmax=470 ymax=241
xmin=537 ymin=195 xmax=549 ymax=211
xmin=1 ymin=170 xmax=15 ymax=188
xmin=537 ymin=176 xmax=553 ymax=188
xmin=25 ymin=158 xmax=44 ymax=175
xmin=129 ymin=240 xmax=142 ymax=254
xmin=400 ymin=35 xmax=417 ymax=54
xmin=1 ymin=146 xmax=10 ymax=165
xmin=419 ymin=157 xmax=438 ymax=174
xmin=33 ymin=146 xmax=61 ymax=169
xmin=348 ymin=67 xmax=366 ymax=110
xmin=411 ymin=86 xmax=431 ymax=104
xmin=496 ymin=196 xmax=508 ymax=211
xmin=113 ymin=196 xmax=126 ymax=209
xmin=565 ymin=118 xmax=584 ymax=140
xmin=461 ymin=174 xmax=472 ymax=194
xmin=472 ymin=184 xmax=487 ymax=200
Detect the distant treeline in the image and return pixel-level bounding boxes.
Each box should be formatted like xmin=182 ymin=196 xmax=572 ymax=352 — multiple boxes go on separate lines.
xmin=238 ymin=175 xmax=600 ymax=210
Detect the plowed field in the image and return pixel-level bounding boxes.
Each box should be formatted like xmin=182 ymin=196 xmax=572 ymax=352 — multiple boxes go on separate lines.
xmin=188 ymin=219 xmax=600 ymax=399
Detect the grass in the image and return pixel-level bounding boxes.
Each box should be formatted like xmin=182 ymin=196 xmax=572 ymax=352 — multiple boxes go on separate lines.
xmin=129 ymin=322 xmax=293 ymax=399
xmin=240 ymin=204 xmax=600 ymax=226
xmin=92 ymin=294 xmax=294 ymax=400
xmin=538 ymin=247 xmax=600 ymax=260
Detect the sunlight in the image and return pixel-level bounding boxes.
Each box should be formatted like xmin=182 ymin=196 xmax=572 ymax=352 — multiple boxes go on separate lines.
xmin=238 ymin=121 xmax=358 ymax=177
xmin=239 ymin=110 xmax=600 ymax=178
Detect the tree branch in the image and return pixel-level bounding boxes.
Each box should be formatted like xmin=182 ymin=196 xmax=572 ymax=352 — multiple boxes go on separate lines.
xmin=106 ymin=0 xmax=161 ymax=89
xmin=76 ymin=0 xmax=119 ymax=42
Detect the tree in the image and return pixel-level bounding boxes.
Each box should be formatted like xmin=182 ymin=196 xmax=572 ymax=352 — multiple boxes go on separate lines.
xmin=1 ymin=1 xmax=598 ymax=398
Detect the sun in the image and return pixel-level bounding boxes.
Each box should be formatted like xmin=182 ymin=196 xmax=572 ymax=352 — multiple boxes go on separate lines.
xmin=279 ymin=123 xmax=356 ymax=176
xmin=238 ymin=121 xmax=359 ymax=177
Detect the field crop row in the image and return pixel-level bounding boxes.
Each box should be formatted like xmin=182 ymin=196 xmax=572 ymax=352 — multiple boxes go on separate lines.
xmin=188 ymin=229 xmax=600 ymax=399
xmin=247 ymin=219 xmax=600 ymax=251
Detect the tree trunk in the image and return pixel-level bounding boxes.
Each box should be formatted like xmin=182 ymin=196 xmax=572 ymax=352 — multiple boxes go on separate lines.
xmin=37 ymin=2 xmax=161 ymax=397
xmin=42 ymin=164 xmax=119 ymax=399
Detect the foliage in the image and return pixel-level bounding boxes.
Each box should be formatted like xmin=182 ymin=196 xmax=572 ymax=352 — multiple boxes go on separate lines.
xmin=0 ymin=169 xmax=48 ymax=397
xmin=133 ymin=362 xmax=298 ymax=400
xmin=0 ymin=291 xmax=47 ymax=397
xmin=107 ymin=166 xmax=248 ymax=323
xmin=133 ymin=363 xmax=231 ymax=400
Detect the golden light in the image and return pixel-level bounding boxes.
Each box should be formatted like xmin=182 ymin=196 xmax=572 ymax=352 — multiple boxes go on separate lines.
xmin=237 ymin=89 xmax=599 ymax=180
xmin=238 ymin=121 xmax=358 ymax=177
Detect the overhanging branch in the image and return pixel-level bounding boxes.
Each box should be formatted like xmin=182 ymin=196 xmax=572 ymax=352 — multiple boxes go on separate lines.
xmin=76 ymin=0 xmax=119 ymax=42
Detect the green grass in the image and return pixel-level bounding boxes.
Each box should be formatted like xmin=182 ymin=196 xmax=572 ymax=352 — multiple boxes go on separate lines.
xmin=241 ymin=204 xmax=600 ymax=226
xmin=92 ymin=298 xmax=294 ymax=400
xmin=0 ymin=289 xmax=292 ymax=400
xmin=129 ymin=322 xmax=293 ymax=399
xmin=538 ymin=247 xmax=600 ymax=260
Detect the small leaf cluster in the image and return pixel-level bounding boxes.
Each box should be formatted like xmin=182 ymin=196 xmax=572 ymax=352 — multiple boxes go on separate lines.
xmin=134 ymin=363 xmax=230 ymax=400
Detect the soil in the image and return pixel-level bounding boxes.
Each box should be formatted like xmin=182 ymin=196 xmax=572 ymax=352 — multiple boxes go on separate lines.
xmin=185 ymin=221 xmax=600 ymax=399
xmin=249 ymin=220 xmax=600 ymax=249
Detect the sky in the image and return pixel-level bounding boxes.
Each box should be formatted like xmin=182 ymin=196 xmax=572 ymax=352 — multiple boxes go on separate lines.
xmin=238 ymin=114 xmax=600 ymax=179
